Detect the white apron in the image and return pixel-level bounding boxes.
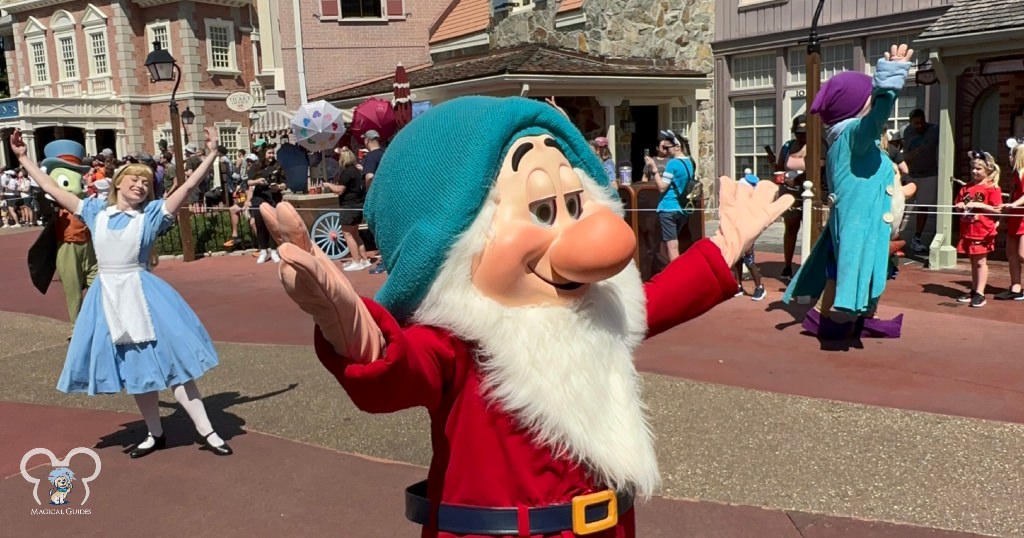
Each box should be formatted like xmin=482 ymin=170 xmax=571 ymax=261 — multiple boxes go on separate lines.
xmin=95 ymin=208 xmax=156 ymax=345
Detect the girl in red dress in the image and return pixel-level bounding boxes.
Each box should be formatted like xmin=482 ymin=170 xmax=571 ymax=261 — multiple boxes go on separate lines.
xmin=997 ymin=143 xmax=1024 ymax=300
xmin=955 ymin=151 xmax=1003 ymax=307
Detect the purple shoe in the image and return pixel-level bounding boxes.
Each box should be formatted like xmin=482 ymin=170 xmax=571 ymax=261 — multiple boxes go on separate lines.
xmin=859 ymin=314 xmax=904 ymax=338
xmin=801 ymin=309 xmax=822 ymax=334
xmin=801 ymin=310 xmax=853 ymax=340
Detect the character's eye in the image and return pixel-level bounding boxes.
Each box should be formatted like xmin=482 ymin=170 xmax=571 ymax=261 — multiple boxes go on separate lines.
xmin=564 ymin=191 xmax=582 ymax=220
xmin=529 ymin=197 xmax=557 ymax=226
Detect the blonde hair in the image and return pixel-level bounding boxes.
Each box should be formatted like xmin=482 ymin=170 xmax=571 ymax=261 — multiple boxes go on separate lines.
xmin=107 ymin=163 xmax=156 ymax=206
xmin=970 ymin=153 xmax=1000 ymax=187
xmin=1012 ymin=144 xmax=1024 ymax=175
xmin=338 ymin=147 xmax=357 ymax=168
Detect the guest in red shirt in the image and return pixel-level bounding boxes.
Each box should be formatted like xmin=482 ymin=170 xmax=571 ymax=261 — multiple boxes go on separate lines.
xmin=997 ymin=142 xmax=1024 ymax=300
xmin=955 ymin=150 xmax=1003 ymax=307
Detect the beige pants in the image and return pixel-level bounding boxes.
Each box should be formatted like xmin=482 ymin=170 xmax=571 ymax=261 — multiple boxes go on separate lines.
xmin=56 ymin=241 xmax=98 ymax=326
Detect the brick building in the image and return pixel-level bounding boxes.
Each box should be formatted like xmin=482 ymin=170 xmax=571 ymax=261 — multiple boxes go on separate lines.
xmin=0 ymin=0 xmax=257 ymax=166
xmin=248 ymin=0 xmax=450 ymax=139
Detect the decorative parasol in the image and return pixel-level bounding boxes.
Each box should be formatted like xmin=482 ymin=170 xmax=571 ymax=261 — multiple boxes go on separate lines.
xmin=392 ymin=63 xmax=413 ymax=129
xmin=349 ymin=97 xmax=396 ymax=143
xmin=289 ymin=100 xmax=346 ymax=153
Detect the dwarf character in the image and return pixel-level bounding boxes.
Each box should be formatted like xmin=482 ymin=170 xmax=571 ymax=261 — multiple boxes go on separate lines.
xmin=262 ymin=96 xmax=789 ymax=537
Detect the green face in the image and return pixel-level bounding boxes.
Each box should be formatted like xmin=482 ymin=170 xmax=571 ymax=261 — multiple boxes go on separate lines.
xmin=50 ymin=168 xmax=84 ymax=196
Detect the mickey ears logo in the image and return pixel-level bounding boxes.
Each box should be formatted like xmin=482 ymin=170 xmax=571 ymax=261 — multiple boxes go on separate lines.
xmin=21 ymin=448 xmax=101 ymax=506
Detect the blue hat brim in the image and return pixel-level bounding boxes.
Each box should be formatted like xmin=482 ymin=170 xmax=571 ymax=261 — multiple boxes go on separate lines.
xmin=40 ymin=158 xmax=91 ymax=174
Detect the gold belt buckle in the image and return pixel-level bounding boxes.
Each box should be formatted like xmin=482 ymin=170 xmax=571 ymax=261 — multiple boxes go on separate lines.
xmin=571 ymin=490 xmax=618 ymax=535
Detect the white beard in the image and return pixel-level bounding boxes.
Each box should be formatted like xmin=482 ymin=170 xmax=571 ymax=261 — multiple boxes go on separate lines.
xmin=412 ymin=171 xmax=661 ymax=499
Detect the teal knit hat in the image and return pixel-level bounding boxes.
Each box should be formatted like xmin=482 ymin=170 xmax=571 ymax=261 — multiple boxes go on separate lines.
xmin=364 ymin=96 xmax=614 ymax=321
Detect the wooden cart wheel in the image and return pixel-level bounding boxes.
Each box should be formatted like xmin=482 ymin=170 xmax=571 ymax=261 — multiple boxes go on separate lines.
xmin=310 ymin=212 xmax=350 ymax=261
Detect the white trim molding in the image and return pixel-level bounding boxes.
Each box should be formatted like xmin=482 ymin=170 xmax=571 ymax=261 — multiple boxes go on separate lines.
xmin=132 ymin=0 xmax=249 ymax=6
xmin=81 ymin=4 xmax=109 ymax=28
xmin=554 ymin=10 xmax=585 ymax=29
xmin=22 ymin=15 xmax=47 ymax=37
xmin=429 ymin=32 xmax=489 ymax=55
xmin=1 ymin=0 xmax=70 ymax=14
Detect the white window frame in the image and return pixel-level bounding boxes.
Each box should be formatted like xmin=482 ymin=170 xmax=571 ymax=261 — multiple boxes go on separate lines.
xmin=338 ymin=0 xmax=387 ymax=20
xmin=215 ymin=121 xmax=247 ymax=153
xmin=820 ymin=41 xmax=854 ymax=82
xmin=146 ymin=21 xmax=172 ymax=56
xmin=55 ymin=34 xmax=79 ymax=82
xmin=787 ymin=43 xmax=854 ymax=84
xmin=670 ymin=105 xmax=692 ymax=137
xmin=866 ymin=33 xmax=926 ymax=75
xmin=732 ymin=97 xmax=776 ymax=179
xmin=731 ymin=53 xmax=775 ymax=90
xmin=204 ymin=19 xmax=239 ymax=75
xmin=85 ymin=29 xmax=110 ymax=78
xmin=27 ymin=38 xmax=49 ymax=85
xmin=886 ymin=86 xmax=926 ymax=135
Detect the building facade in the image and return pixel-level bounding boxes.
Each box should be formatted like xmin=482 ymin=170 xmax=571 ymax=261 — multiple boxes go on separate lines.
xmin=316 ymin=0 xmax=718 ymax=189
xmin=711 ymin=0 xmax=955 ymax=181
xmin=247 ymin=0 xmax=450 ymax=140
xmin=0 ymin=0 xmax=257 ymax=166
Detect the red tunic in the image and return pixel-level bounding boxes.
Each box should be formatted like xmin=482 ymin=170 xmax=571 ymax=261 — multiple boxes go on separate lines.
xmin=313 ymin=239 xmax=737 ymax=538
xmin=1006 ymin=171 xmax=1024 ymax=237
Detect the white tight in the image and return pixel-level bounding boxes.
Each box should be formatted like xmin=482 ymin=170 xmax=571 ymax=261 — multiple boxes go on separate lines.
xmin=132 ymin=381 xmax=218 ymax=440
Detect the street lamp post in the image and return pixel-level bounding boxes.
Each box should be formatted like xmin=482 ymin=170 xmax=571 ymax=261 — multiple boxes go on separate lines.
xmin=801 ymin=0 xmax=828 ymax=248
xmin=181 ymin=107 xmax=195 ymax=144
xmin=145 ymin=40 xmax=196 ymax=262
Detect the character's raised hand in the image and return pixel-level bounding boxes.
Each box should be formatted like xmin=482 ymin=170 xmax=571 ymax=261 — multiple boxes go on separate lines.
xmin=204 ymin=128 xmax=219 ymax=154
xmin=710 ymin=176 xmax=793 ymax=266
xmin=260 ymin=202 xmax=384 ymax=363
xmin=885 ymin=43 xmax=914 ymax=64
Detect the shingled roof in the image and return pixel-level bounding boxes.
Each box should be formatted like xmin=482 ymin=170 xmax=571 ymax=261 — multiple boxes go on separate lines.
xmin=316 ymin=45 xmax=703 ymax=102
xmin=919 ymin=0 xmax=1024 ymax=40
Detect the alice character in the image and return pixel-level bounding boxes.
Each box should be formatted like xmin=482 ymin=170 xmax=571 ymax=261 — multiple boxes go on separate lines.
xmin=783 ymin=43 xmax=915 ymax=339
xmin=954 ymin=151 xmax=1003 ymax=307
xmin=260 ymin=96 xmax=790 ymax=537
xmin=10 ymin=129 xmax=233 ymax=459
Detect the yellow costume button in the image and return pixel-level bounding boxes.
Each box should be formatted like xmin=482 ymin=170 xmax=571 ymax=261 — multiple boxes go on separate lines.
xmin=886 ymin=185 xmax=894 ymax=195
xmin=883 ymin=212 xmax=894 ymax=223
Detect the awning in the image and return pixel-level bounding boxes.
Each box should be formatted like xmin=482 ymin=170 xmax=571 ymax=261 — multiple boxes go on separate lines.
xmin=249 ymin=109 xmax=294 ymax=139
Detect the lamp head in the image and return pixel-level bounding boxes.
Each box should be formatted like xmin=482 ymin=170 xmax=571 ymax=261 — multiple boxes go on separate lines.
xmin=144 ymin=40 xmax=176 ymax=82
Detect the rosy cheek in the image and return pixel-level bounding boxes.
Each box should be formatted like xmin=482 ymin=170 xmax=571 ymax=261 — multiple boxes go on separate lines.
xmin=472 ymin=221 xmax=553 ymax=295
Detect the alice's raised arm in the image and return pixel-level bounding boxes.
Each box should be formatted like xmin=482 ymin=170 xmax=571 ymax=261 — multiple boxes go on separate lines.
xmin=163 ymin=128 xmax=219 ymax=214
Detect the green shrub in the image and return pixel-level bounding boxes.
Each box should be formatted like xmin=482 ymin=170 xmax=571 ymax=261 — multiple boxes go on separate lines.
xmin=155 ymin=210 xmax=256 ymax=257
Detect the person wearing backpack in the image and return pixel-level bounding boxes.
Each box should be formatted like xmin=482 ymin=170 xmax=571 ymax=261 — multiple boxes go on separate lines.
xmin=644 ymin=130 xmax=696 ymax=263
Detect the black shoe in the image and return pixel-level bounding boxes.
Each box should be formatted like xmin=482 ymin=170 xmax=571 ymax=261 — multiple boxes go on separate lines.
xmin=970 ymin=293 xmax=986 ymax=308
xmin=196 ymin=431 xmax=233 ymax=456
xmin=781 ymin=267 xmax=793 ymax=279
xmin=956 ymin=292 xmax=973 ymax=303
xmin=129 ymin=433 xmax=166 ymax=458
xmin=994 ymin=290 xmax=1024 ymax=301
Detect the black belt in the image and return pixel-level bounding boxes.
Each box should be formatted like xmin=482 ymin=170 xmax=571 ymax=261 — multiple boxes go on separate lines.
xmin=404 ymin=480 xmax=634 ymax=536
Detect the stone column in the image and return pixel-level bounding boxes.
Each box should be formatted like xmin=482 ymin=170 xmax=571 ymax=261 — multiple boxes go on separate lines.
xmin=84 ymin=131 xmax=97 ymax=156
xmin=21 ymin=129 xmax=37 ymax=163
xmin=596 ymin=95 xmax=623 ymax=165
xmin=115 ymin=129 xmax=128 ymax=158
xmin=111 ymin=3 xmax=142 ymax=145
xmin=929 ymin=53 xmax=968 ymax=271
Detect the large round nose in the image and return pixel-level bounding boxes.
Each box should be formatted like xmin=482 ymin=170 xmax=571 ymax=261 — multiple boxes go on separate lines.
xmin=548 ymin=209 xmax=636 ymax=283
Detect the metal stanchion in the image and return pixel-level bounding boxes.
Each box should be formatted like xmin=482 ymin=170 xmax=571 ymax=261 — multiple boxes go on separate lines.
xmin=797 ymin=180 xmax=815 ymax=304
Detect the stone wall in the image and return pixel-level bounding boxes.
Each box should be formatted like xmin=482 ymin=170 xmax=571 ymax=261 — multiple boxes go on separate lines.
xmin=491 ymin=0 xmax=717 ymax=189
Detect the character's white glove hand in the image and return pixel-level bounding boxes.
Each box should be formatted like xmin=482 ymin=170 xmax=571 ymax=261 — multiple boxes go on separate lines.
xmin=260 ymin=202 xmax=384 ymax=363
xmin=710 ymin=176 xmax=793 ymax=266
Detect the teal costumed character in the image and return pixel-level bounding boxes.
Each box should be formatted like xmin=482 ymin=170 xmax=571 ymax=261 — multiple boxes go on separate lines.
xmin=782 ymin=54 xmax=912 ymax=339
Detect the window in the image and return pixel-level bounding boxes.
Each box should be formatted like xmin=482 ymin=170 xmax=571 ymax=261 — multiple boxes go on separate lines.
xmin=886 ymin=86 xmax=925 ymax=135
xmin=57 ymin=36 xmax=78 ymax=81
xmin=670 ymin=106 xmax=692 ymax=137
xmin=731 ymin=53 xmax=774 ymax=90
xmin=218 ymin=126 xmax=240 ymax=152
xmin=87 ymin=31 xmax=110 ymax=76
xmin=342 ymin=0 xmax=384 ymax=19
xmin=321 ymin=0 xmax=404 ymax=20
xmin=28 ymin=40 xmax=48 ymax=84
xmin=205 ymin=20 xmax=237 ymax=73
xmin=821 ymin=43 xmax=853 ymax=81
xmin=733 ymin=98 xmax=776 ymax=179
xmin=788 ymin=49 xmax=805 ymax=85
xmin=866 ymin=34 xmax=926 ymax=74
xmin=147 ymin=22 xmax=171 ymax=55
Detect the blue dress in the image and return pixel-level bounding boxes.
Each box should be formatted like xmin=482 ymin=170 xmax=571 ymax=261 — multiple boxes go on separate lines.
xmin=57 ymin=198 xmax=219 ymax=395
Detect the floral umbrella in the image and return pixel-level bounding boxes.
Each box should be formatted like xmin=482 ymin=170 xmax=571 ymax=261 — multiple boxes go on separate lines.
xmin=392 ymin=63 xmax=413 ymax=129
xmin=289 ymin=100 xmax=346 ymax=153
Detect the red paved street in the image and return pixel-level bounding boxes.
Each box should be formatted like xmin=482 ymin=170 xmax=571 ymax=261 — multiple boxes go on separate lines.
xmin=1 ymin=228 xmax=1022 ymax=425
